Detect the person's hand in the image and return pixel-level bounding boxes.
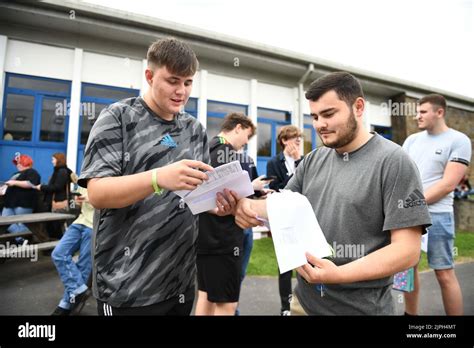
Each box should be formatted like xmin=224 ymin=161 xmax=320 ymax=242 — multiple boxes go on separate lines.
xmin=213 ymin=189 xmax=239 ymax=216
xmin=234 ymin=198 xmax=263 ymax=229
xmin=156 ymin=160 xmax=214 ymax=191
xmin=252 ymin=175 xmax=273 ymax=191
xmin=5 ymin=180 xmax=16 ymax=187
xmin=75 ymin=195 xmax=86 ymax=203
xmin=258 ymin=188 xmax=274 ymax=198
xmin=296 ymin=252 xmax=342 ymax=284
xmin=34 ymin=184 xmax=41 ymax=191
xmin=286 ymin=142 xmax=301 ymax=160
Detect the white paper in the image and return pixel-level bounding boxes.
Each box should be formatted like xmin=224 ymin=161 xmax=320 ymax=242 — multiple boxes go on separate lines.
xmin=175 ymin=161 xmax=254 ymax=215
xmin=267 ymin=191 xmax=332 ymax=274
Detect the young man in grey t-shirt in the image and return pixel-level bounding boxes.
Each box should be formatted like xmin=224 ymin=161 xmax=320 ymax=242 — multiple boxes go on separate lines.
xmin=234 ymin=72 xmax=432 ymax=315
xmin=403 ymin=94 xmax=471 ymax=315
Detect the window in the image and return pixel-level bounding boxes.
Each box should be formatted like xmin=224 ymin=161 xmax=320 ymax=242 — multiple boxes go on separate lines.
xmin=1 ymin=73 xmax=71 ymax=144
xmin=371 ymin=125 xmax=392 ymax=140
xmin=257 ymin=107 xmax=291 ymax=157
xmin=8 ymin=75 xmax=70 ymax=94
xmin=82 ymin=84 xmax=138 ymax=101
xmin=206 ymin=116 xmax=224 ymax=140
xmin=257 ymin=122 xmax=272 ymax=157
xmin=0 ymin=73 xmax=72 ymax=183
xmin=303 ymin=114 xmax=318 ymax=154
xmin=256 ymin=107 xmax=291 ymax=175
xmin=40 ymin=97 xmax=68 ymax=142
xmin=208 ymin=101 xmax=247 ymax=115
xmin=79 ymin=83 xmax=139 ymax=145
xmin=258 ymin=108 xmax=291 ymax=122
xmin=206 ymin=100 xmax=248 ymax=140
xmin=184 ymin=97 xmax=198 ymax=117
xmin=3 ymin=94 xmax=35 ymax=141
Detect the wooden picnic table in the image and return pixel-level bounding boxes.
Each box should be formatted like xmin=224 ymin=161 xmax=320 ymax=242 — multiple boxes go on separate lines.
xmin=0 ymin=212 xmax=76 ymax=243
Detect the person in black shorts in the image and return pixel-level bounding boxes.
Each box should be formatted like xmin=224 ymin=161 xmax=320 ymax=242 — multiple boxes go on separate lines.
xmin=196 ymin=113 xmax=257 ymax=315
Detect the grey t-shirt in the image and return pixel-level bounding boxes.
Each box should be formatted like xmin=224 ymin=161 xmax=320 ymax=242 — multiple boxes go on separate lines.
xmin=403 ymin=128 xmax=471 ymax=213
xmin=78 ymin=97 xmax=210 ymax=307
xmin=286 ymin=133 xmax=431 ymax=315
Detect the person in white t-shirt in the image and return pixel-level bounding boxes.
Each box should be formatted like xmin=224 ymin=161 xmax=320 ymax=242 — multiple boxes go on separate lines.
xmin=403 ymin=94 xmax=471 ymax=315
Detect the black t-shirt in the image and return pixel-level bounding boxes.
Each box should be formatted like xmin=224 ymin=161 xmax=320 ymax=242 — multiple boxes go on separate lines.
xmin=198 ymin=136 xmax=256 ymax=255
xmin=4 ymin=168 xmax=41 ymax=209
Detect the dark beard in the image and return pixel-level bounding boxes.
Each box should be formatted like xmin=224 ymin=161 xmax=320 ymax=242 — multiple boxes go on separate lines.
xmin=319 ymin=111 xmax=358 ymax=149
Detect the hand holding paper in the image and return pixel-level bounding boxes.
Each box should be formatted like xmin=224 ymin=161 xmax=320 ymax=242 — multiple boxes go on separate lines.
xmin=266 ymin=191 xmax=333 ymax=274
xmin=175 ymin=161 xmax=254 ymax=215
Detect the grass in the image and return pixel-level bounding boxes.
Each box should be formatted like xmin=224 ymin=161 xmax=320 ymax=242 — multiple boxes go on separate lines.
xmin=246 ymin=230 xmax=474 ymax=276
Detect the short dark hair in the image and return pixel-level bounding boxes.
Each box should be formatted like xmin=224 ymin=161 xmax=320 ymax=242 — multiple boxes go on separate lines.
xmin=305 ymin=71 xmax=364 ymax=107
xmin=220 ymin=113 xmax=256 ymax=137
xmin=147 ymin=37 xmax=198 ymax=76
xmin=277 ymin=125 xmax=302 ymax=149
xmin=418 ymin=94 xmax=446 ymax=112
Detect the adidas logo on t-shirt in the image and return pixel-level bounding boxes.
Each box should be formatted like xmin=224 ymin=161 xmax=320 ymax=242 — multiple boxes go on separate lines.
xmin=399 ymin=189 xmax=426 ymax=209
xmin=159 ymin=134 xmax=177 ymax=148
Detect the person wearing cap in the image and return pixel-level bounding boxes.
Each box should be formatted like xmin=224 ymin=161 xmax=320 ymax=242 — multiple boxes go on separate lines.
xmin=1 ymin=154 xmax=41 ymax=244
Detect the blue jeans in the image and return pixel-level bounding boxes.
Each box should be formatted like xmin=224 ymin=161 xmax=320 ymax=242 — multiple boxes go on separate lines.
xmin=236 ymin=228 xmax=253 ymax=315
xmin=51 ymin=223 xmax=93 ymax=310
xmin=2 ymin=206 xmax=34 ymax=233
xmin=241 ymin=228 xmax=254 ymax=282
xmin=427 ymin=212 xmax=455 ymax=270
xmin=2 ymin=207 xmax=33 ymax=243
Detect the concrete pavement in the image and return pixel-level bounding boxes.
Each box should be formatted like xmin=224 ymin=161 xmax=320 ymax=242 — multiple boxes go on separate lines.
xmin=0 ymin=254 xmax=473 ymax=315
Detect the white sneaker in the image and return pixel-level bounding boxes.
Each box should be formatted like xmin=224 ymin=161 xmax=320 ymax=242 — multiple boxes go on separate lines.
xmin=281 ymin=310 xmax=291 ymax=316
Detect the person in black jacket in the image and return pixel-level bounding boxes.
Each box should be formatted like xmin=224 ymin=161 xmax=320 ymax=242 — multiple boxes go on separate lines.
xmin=266 ymin=125 xmax=303 ymax=315
xmin=34 ymin=152 xmax=73 ymax=238
xmin=1 ymin=154 xmax=41 ymax=244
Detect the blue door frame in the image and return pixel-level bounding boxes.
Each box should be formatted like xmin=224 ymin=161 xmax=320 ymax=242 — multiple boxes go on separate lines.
xmin=256 ymin=106 xmax=291 ymax=176
xmin=0 ymin=73 xmax=71 ymax=182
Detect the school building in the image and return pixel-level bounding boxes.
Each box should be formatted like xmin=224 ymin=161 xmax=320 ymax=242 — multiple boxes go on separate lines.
xmin=1 ymin=0 xmax=473 ymax=186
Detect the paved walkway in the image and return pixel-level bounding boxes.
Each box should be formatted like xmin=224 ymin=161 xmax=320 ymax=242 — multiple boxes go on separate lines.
xmin=0 ymin=255 xmax=472 ymax=315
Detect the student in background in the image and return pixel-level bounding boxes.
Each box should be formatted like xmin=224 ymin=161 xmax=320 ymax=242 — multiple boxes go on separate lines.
xmin=266 ymin=125 xmax=303 ymax=315
xmin=403 ymin=94 xmax=471 ymax=315
xmin=1 ymin=154 xmax=41 ymax=244
xmin=51 ymin=187 xmax=94 ymax=316
xmin=196 ymin=113 xmax=264 ymax=315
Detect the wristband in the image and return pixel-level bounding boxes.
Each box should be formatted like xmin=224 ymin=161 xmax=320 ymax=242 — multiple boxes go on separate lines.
xmin=152 ymin=169 xmax=164 ymax=196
